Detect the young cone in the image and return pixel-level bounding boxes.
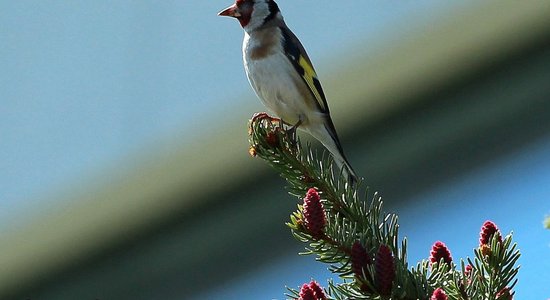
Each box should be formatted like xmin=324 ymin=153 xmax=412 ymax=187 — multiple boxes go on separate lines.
xmin=302 ymin=188 xmax=326 ymax=239
xmin=479 ymin=220 xmax=502 ymax=245
xmin=374 ymin=244 xmax=395 ymax=296
xmin=430 ymin=241 xmax=452 ymax=266
xmin=431 ymin=288 xmax=448 ymax=300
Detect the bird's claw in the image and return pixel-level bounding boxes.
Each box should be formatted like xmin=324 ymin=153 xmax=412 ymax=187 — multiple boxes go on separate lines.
xmin=284 ymin=120 xmax=302 ymax=148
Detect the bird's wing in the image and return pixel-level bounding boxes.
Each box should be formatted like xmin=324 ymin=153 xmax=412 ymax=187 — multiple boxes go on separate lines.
xmin=280 ymin=27 xmax=329 ymax=114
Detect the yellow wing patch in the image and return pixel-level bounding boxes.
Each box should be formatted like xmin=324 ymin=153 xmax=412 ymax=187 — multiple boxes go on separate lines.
xmin=298 ymin=55 xmax=327 ymax=112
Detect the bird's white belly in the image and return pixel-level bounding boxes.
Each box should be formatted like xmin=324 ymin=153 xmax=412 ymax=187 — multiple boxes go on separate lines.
xmin=244 ymin=53 xmax=307 ymax=125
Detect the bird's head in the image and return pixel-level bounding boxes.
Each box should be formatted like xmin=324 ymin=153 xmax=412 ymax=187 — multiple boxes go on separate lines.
xmin=218 ymin=0 xmax=281 ymax=32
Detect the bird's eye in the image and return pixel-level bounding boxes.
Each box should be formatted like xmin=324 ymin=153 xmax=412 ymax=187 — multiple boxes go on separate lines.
xmin=235 ymin=0 xmax=250 ymax=7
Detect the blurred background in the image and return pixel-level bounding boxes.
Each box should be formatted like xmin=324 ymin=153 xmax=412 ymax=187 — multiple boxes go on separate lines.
xmin=1 ymin=0 xmax=550 ymax=299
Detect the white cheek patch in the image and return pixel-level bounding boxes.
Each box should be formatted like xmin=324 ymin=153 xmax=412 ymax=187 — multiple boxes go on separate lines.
xmin=245 ymin=1 xmax=270 ymax=31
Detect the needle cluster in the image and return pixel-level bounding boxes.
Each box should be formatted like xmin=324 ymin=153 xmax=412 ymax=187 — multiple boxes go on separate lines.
xmin=248 ymin=114 xmax=520 ymax=300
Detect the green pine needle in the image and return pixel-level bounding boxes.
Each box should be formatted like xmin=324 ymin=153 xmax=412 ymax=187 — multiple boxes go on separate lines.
xmin=247 ymin=114 xmax=521 ymax=300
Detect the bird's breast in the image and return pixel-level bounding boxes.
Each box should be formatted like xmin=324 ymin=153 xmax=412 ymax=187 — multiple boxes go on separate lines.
xmin=243 ymin=29 xmax=280 ymax=60
xmin=243 ymin=55 xmax=311 ymax=124
xmin=242 ymin=31 xmax=319 ymax=125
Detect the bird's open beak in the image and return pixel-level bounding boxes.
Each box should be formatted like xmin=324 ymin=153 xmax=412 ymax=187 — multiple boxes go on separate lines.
xmin=218 ymin=4 xmax=241 ymax=18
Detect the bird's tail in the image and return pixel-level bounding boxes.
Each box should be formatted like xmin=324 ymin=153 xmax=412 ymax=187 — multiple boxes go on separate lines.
xmin=333 ymin=150 xmax=358 ymax=185
xmin=305 ymin=120 xmax=358 ymax=185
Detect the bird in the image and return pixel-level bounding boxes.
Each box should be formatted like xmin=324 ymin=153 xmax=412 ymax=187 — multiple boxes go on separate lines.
xmin=218 ymin=0 xmax=358 ymax=183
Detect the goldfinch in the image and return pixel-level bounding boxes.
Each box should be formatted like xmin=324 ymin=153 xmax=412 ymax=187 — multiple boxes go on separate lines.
xmin=218 ymin=0 xmax=358 ymax=183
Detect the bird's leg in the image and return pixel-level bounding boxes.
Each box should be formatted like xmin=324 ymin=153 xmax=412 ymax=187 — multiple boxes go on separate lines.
xmin=285 ymin=119 xmax=302 ymax=146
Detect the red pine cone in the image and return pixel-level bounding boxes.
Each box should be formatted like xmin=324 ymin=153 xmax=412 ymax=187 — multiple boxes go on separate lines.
xmin=308 ymin=281 xmax=327 ymax=300
xmin=464 ymin=264 xmax=473 ymax=277
xmin=298 ymin=284 xmax=316 ymax=300
xmin=430 ymin=241 xmax=453 ymax=265
xmin=431 ymin=288 xmax=448 ymax=300
xmin=303 ymin=188 xmax=326 ymax=238
xmin=351 ymin=241 xmax=372 ymax=279
xmin=375 ymin=244 xmax=395 ymax=296
xmin=464 ymin=264 xmax=473 ymax=283
xmin=480 ymin=220 xmax=502 ymax=245
xmin=298 ymin=281 xmax=327 ymax=300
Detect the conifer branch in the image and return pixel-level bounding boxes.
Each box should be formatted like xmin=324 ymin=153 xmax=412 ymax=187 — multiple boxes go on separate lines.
xmin=247 ymin=114 xmax=521 ymax=300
